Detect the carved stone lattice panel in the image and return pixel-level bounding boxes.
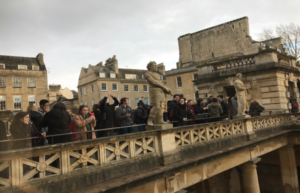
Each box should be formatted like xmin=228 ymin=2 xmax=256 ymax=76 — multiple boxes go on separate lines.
xmin=232 ymin=122 xmax=243 ymax=134
xmin=192 ymin=127 xmax=206 ymax=143
xmin=206 ymin=125 xmax=221 ymax=140
xmin=105 ymin=141 xmax=129 ymax=163
xmin=252 ymin=120 xmax=258 ymax=130
xmin=20 ymin=153 xmax=61 ymax=183
xmin=175 ymin=130 xmax=191 ymax=147
xmin=69 ymin=146 xmax=99 ymax=171
xmin=0 ymin=161 xmax=10 ymax=187
xmin=134 ymin=137 xmax=155 ymax=156
xmin=220 ymin=124 xmax=232 ymax=137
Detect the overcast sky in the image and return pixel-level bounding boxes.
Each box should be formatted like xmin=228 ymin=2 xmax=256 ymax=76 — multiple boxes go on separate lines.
xmin=0 ymin=0 xmax=299 ymax=90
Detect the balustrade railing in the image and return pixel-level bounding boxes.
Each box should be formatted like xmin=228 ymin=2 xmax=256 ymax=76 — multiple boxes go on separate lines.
xmin=211 ymin=54 xmax=256 ymax=72
xmin=0 ymin=113 xmax=292 ymax=188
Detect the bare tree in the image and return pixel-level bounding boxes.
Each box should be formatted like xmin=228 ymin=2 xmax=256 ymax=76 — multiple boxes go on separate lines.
xmin=258 ymin=23 xmax=300 ymax=60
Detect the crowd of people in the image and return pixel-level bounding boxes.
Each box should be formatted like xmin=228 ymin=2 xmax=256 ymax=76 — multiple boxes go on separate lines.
xmin=1 ymin=92 xmax=274 ymax=150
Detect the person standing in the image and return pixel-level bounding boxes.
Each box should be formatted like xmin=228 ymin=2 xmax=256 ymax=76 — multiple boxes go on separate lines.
xmin=134 ymin=101 xmax=147 ymax=132
xmin=207 ymin=98 xmax=223 ymax=118
xmin=73 ymin=105 xmax=96 ymax=140
xmin=204 ymin=96 xmax=213 ymax=107
xmin=187 ymin=100 xmax=195 ymax=124
xmin=99 ymin=94 xmax=119 ymax=137
xmin=38 ymin=99 xmax=50 ymax=116
xmin=27 ymin=105 xmax=43 ymax=132
xmin=231 ymin=94 xmax=238 ymax=116
xmin=249 ymin=98 xmax=261 ymax=117
xmin=217 ymin=95 xmax=228 ymax=117
xmin=167 ymin=94 xmax=180 ymax=119
xmin=115 ymin=97 xmax=134 ymax=134
xmin=173 ymin=98 xmax=188 ymax=127
xmin=92 ymin=104 xmax=101 ymax=137
xmin=40 ymin=102 xmax=71 ymax=144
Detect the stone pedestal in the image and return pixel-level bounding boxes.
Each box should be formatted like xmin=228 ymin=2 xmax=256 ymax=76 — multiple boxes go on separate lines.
xmin=146 ymin=124 xmax=173 ymax=131
xmin=242 ymin=158 xmax=261 ymax=193
xmin=279 ymin=145 xmax=299 ymax=193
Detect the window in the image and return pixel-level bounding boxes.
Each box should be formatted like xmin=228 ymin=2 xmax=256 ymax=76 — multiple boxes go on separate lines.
xmin=80 ymin=101 xmax=83 ymax=105
xmin=18 ymin=65 xmax=27 ymax=70
xmin=84 ymin=87 xmax=87 ymax=95
xmin=0 ymin=96 xmax=6 ymax=110
xmin=110 ymin=73 xmax=116 ymax=78
xmin=124 ymin=85 xmax=129 ymax=92
xmin=160 ymin=75 xmax=164 ymax=80
xmin=32 ymin=66 xmax=39 ymax=71
xmin=125 ymin=74 xmax=136 ymax=79
xmin=13 ymin=77 xmax=21 ymax=87
xmin=91 ymin=85 xmax=94 ymax=93
xmin=193 ymin=74 xmax=198 ymax=80
xmin=28 ymin=95 xmax=36 ymax=106
xmin=101 ymin=83 xmax=107 ymax=91
xmin=135 ymin=98 xmax=139 ymax=106
xmin=134 ymin=85 xmax=139 ymax=92
xmin=79 ymin=88 xmax=82 ymax=96
xmin=144 ymin=98 xmax=149 ymax=105
xmin=177 ymin=77 xmax=182 ymax=87
xmin=27 ymin=78 xmax=35 ymax=87
xmin=143 ymin=85 xmax=148 ymax=92
xmin=92 ymin=99 xmax=94 ymax=106
xmin=112 ymin=83 xmax=118 ymax=91
xmin=0 ymin=63 xmax=5 ymax=69
xmin=13 ymin=95 xmax=22 ymax=110
xmin=99 ymin=72 xmax=106 ymax=78
xmin=0 ymin=77 xmax=5 ymax=87
xmin=128 ymin=98 xmax=131 ymax=106
xmin=141 ymin=75 xmax=144 ymax=79
xmin=85 ymin=101 xmax=87 ymax=105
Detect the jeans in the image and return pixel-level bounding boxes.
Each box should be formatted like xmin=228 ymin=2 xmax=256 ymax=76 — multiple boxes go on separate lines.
xmin=137 ymin=125 xmax=145 ymax=132
xmin=119 ymin=124 xmax=134 ymax=134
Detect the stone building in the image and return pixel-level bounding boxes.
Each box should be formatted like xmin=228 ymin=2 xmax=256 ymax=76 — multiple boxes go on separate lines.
xmin=0 ymin=53 xmax=48 ymax=112
xmin=166 ymin=16 xmax=287 ymax=103
xmin=78 ymin=55 xmax=165 ymax=108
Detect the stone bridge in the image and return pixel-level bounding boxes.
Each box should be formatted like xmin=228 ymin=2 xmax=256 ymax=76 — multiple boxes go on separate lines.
xmin=1 ymin=114 xmax=300 ymax=193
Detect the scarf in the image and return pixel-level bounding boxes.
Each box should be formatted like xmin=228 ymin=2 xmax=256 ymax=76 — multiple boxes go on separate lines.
xmin=81 ymin=114 xmax=92 ymax=139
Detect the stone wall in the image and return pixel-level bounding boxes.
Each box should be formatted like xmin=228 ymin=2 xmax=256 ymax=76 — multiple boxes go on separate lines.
xmin=178 ymin=17 xmax=260 ymax=68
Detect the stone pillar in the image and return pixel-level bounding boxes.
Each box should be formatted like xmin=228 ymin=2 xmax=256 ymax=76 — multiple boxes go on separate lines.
xmin=279 ymin=145 xmax=299 ymax=193
xmin=242 ymin=158 xmax=261 ymax=193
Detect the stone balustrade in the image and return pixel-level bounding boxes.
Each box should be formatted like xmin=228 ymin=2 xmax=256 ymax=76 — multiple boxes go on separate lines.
xmin=0 ymin=113 xmax=293 ymax=190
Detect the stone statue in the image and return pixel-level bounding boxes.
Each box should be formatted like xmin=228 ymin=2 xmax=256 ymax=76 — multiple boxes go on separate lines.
xmin=234 ymin=73 xmax=248 ymax=116
xmin=144 ymin=61 xmax=172 ymax=125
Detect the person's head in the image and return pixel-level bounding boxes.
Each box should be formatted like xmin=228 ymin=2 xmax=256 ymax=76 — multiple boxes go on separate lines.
xmin=173 ymin=94 xmax=180 ymax=102
xmin=209 ymin=96 xmax=213 ymax=102
xmin=179 ymin=98 xmax=185 ymax=105
xmin=197 ymin=98 xmax=203 ymax=106
xmin=120 ymin=97 xmax=129 ymax=105
xmin=39 ymin=99 xmax=49 ymax=112
xmin=187 ymin=100 xmax=193 ymax=107
xmin=212 ymin=98 xmax=218 ymax=103
xmin=92 ymin=104 xmax=99 ymax=112
xmin=11 ymin=112 xmax=30 ymax=128
xmin=78 ymin=105 xmax=89 ymax=116
xmin=236 ymin=73 xmax=242 ymax=79
xmin=53 ymin=102 xmax=66 ymax=111
xmin=147 ymin=61 xmax=157 ymax=72
xmin=138 ymin=102 xmax=143 ymax=109
xmin=217 ymin=95 xmax=223 ymax=102
xmin=249 ymin=97 xmax=256 ymax=104
xmin=27 ymin=105 xmax=37 ymax=112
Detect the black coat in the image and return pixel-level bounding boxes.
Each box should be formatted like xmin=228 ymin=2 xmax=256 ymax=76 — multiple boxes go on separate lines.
xmin=99 ymin=97 xmax=119 ymax=129
xmin=168 ymin=100 xmax=178 ymax=118
xmin=173 ymin=103 xmax=187 ymax=127
xmin=94 ymin=109 xmax=101 ymax=129
xmin=41 ymin=109 xmax=71 ymax=144
xmin=220 ymin=100 xmax=228 ymax=116
xmin=249 ymin=101 xmax=260 ymax=117
xmin=134 ymin=107 xmax=147 ymax=124
xmin=0 ymin=120 xmax=7 ymax=151
xmin=29 ymin=111 xmax=44 ymax=132
xmin=193 ymin=104 xmax=205 ymax=115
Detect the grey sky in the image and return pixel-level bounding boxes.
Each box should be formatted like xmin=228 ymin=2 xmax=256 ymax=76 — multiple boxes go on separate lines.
xmin=0 ymin=0 xmax=299 ymax=90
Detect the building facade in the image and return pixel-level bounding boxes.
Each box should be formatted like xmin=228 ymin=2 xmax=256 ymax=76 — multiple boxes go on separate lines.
xmin=0 ymin=53 xmax=48 ymax=112
xmin=78 ymin=55 xmax=165 ymax=108
xmin=166 ymin=16 xmax=286 ymax=102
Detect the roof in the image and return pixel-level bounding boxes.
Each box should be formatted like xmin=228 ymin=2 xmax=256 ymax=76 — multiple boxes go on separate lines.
xmin=0 ymin=54 xmax=46 ymax=70
xmin=118 ymin=68 xmax=148 ymax=79
xmin=71 ymin=90 xmax=78 ymax=98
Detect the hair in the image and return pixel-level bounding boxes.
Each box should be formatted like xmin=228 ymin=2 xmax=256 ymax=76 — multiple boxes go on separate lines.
xmin=120 ymin=97 xmax=128 ymax=104
xmin=212 ymin=98 xmax=218 ymax=102
xmin=39 ymin=99 xmax=49 ymax=108
xmin=173 ymin=94 xmax=180 ymax=99
xmin=217 ymin=95 xmax=223 ymax=99
xmin=52 ymin=102 xmax=67 ymax=117
xmin=147 ymin=61 xmax=156 ymax=70
xmin=209 ymin=96 xmax=213 ymax=98
xmin=187 ymin=100 xmax=192 ymax=104
xmin=92 ymin=104 xmax=99 ymax=112
xmin=78 ymin=105 xmax=89 ymax=115
xmin=27 ymin=105 xmax=37 ymax=112
xmin=197 ymin=98 xmax=203 ymax=105
xmin=10 ymin=111 xmax=30 ymax=131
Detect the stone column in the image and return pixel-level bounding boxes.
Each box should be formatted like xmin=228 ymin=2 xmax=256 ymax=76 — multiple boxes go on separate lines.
xmin=279 ymin=145 xmax=299 ymax=193
xmin=242 ymin=158 xmax=261 ymax=193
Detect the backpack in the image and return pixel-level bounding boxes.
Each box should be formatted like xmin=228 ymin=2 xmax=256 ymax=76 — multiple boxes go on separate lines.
xmin=169 ymin=106 xmax=179 ymax=121
xmin=292 ymin=101 xmax=299 ymax=109
xmin=257 ymin=105 xmax=265 ymax=113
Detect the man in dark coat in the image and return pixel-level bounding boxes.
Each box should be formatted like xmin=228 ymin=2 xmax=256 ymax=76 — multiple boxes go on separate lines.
xmin=217 ymin=95 xmax=228 ymax=117
xmin=208 ymin=98 xmax=223 ymax=118
xmin=134 ymin=101 xmax=147 ymax=132
xmin=99 ymin=93 xmax=119 ymax=137
xmin=167 ymin=94 xmax=180 ymax=120
xmin=0 ymin=120 xmax=7 ymax=151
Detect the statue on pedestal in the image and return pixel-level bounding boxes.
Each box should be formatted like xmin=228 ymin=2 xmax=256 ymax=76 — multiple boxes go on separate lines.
xmin=144 ymin=61 xmax=172 ymax=125
xmin=234 ymin=73 xmax=248 ymax=116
